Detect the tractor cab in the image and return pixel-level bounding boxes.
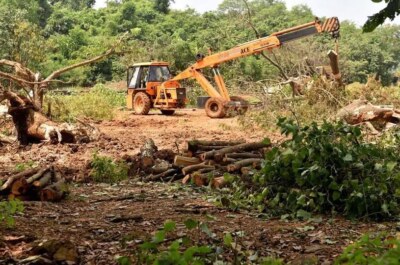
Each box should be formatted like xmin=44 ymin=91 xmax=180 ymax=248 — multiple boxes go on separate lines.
xmin=126 ymin=62 xmax=186 ymax=115
xmin=127 ymin=62 xmax=171 ymax=93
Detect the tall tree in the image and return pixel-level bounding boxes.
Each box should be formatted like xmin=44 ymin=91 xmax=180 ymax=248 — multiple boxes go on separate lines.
xmin=49 ymin=0 xmax=95 ymax=10
xmin=364 ymin=0 xmax=400 ymax=32
xmin=154 ymin=0 xmax=173 ymax=14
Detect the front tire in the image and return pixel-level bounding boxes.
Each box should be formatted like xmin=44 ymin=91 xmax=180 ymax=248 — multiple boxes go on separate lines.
xmin=161 ymin=109 xmax=175 ymax=116
xmin=205 ymin=97 xmax=226 ymax=118
xmin=133 ymin=92 xmax=151 ymax=115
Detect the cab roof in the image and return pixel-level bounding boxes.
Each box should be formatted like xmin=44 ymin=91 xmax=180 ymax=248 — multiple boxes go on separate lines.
xmin=131 ymin=62 xmax=169 ymax=67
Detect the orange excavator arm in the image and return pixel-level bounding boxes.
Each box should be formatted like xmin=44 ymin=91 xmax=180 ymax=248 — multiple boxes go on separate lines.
xmin=170 ymin=17 xmax=340 ymax=101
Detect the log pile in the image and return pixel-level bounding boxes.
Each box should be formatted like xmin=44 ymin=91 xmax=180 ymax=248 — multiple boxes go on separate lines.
xmin=137 ymin=139 xmax=271 ymax=189
xmin=0 ymin=166 xmax=68 ymax=202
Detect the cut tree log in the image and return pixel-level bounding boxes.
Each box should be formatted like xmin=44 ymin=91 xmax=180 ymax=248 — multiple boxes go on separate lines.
xmin=197 ymin=145 xmax=228 ymax=151
xmin=226 ymin=153 xmax=263 ymax=159
xmin=33 ymin=171 xmax=53 ymax=188
xmin=327 ymin=50 xmax=342 ymax=85
xmin=211 ymin=177 xmax=227 ymax=189
xmin=197 ymin=168 xmax=215 ymax=174
xmin=140 ymin=139 xmax=157 ymax=169
xmin=241 ymin=167 xmax=254 ymax=177
xmin=11 ymin=178 xmax=28 ymax=195
xmin=201 ymin=142 xmax=270 ymax=161
xmin=182 ymin=175 xmax=191 ymax=184
xmin=227 ymin=158 xmax=263 ymax=172
xmin=39 ymin=179 xmax=67 ymax=202
xmin=0 ymin=167 xmax=40 ymax=191
xmin=174 ymin=156 xmax=201 ymax=167
xmin=337 ymin=100 xmax=400 ymax=129
xmin=191 ymin=172 xmax=211 ymax=187
xmin=222 ymin=157 xmax=237 ymax=164
xmin=151 ymin=160 xmax=170 ymax=174
xmin=146 ymin=169 xmax=177 ymax=182
xmin=187 ymin=140 xmax=244 ymax=152
xmin=182 ymin=164 xmax=215 ymax=176
xmin=27 ymin=167 xmax=50 ymax=184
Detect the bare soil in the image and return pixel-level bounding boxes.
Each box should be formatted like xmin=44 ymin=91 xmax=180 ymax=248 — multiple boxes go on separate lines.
xmin=0 ymin=109 xmax=396 ymax=264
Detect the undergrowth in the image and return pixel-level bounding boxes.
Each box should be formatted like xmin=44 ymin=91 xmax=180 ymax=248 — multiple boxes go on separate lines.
xmin=117 ymin=219 xmax=400 ymax=265
xmin=335 ymin=234 xmax=400 ymax=265
xmin=216 ymin=119 xmax=400 ymax=220
xmin=117 ymin=219 xmax=283 ymax=265
xmin=90 ymin=152 xmax=128 ymax=184
xmin=0 ymin=199 xmax=24 ymax=227
xmin=45 ymin=84 xmax=125 ymax=122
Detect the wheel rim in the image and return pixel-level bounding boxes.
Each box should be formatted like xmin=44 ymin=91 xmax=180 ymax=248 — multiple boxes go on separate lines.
xmin=209 ymin=102 xmax=219 ymax=113
xmin=135 ymin=96 xmax=144 ymax=113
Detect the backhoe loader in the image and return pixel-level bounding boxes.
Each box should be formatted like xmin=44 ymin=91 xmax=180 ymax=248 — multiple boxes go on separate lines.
xmin=126 ymin=17 xmax=340 ymax=118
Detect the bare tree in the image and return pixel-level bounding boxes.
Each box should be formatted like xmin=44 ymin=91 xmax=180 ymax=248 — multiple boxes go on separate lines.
xmin=0 ymin=33 xmax=128 ymax=145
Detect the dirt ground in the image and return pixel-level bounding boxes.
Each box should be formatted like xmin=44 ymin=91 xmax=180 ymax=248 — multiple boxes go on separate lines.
xmin=0 ymin=109 xmax=396 ymax=264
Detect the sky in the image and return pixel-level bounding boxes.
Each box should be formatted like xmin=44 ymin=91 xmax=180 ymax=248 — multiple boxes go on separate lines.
xmin=95 ymin=0 xmax=400 ymax=26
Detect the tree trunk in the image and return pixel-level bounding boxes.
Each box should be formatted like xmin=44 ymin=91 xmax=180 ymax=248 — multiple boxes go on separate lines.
xmin=140 ymin=139 xmax=157 ymax=169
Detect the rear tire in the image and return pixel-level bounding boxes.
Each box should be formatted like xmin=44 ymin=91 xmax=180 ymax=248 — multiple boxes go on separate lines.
xmin=133 ymin=92 xmax=151 ymax=115
xmin=161 ymin=110 xmax=175 ymax=116
xmin=205 ymin=97 xmax=226 ymax=118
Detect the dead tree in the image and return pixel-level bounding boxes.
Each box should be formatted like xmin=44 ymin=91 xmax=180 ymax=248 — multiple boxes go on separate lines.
xmin=0 ymin=34 xmax=128 ymax=145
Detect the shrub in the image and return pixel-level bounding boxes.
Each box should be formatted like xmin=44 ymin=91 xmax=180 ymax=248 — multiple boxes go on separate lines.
xmin=335 ymin=234 xmax=400 ymax=265
xmin=221 ymin=119 xmax=400 ymax=220
xmin=258 ymin=119 xmax=400 ymax=219
xmin=0 ymin=199 xmax=24 ymax=227
xmin=45 ymin=84 xmax=125 ymax=122
xmin=90 ymin=152 xmax=128 ymax=184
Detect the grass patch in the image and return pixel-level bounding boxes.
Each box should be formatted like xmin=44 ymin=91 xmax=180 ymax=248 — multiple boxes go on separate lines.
xmin=45 ymin=84 xmax=125 ymax=122
xmin=0 ymin=199 xmax=24 ymax=227
xmin=90 ymin=152 xmax=128 ymax=184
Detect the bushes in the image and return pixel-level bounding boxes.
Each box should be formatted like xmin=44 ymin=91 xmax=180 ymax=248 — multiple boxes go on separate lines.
xmin=45 ymin=84 xmax=125 ymax=122
xmin=222 ymin=119 xmax=400 ymax=220
xmin=335 ymin=234 xmax=400 ymax=265
xmin=258 ymin=119 xmax=400 ymax=219
xmin=90 ymin=152 xmax=128 ymax=184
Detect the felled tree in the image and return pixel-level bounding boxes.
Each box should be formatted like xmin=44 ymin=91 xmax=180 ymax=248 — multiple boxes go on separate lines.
xmin=0 ymin=34 xmax=127 ymax=145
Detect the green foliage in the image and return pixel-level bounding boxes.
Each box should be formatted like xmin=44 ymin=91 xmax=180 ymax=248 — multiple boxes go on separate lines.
xmin=257 ymin=119 xmax=400 ymax=219
xmin=335 ymin=234 xmax=400 ymax=264
xmin=0 ymin=0 xmax=399 ymax=87
xmin=118 ymin=219 xmax=283 ymax=265
xmin=363 ymin=0 xmax=400 ymax=32
xmin=45 ymin=84 xmax=125 ymax=122
xmin=0 ymin=199 xmax=24 ymax=227
xmin=15 ymin=161 xmax=36 ymax=172
xmin=90 ymin=152 xmax=128 ymax=184
xmin=127 ymin=220 xmax=212 ymax=265
xmin=222 ymin=119 xmax=400 ymax=220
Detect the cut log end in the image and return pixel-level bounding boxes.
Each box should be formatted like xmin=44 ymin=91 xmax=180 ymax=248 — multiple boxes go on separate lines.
xmin=11 ymin=178 xmax=28 ymax=195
